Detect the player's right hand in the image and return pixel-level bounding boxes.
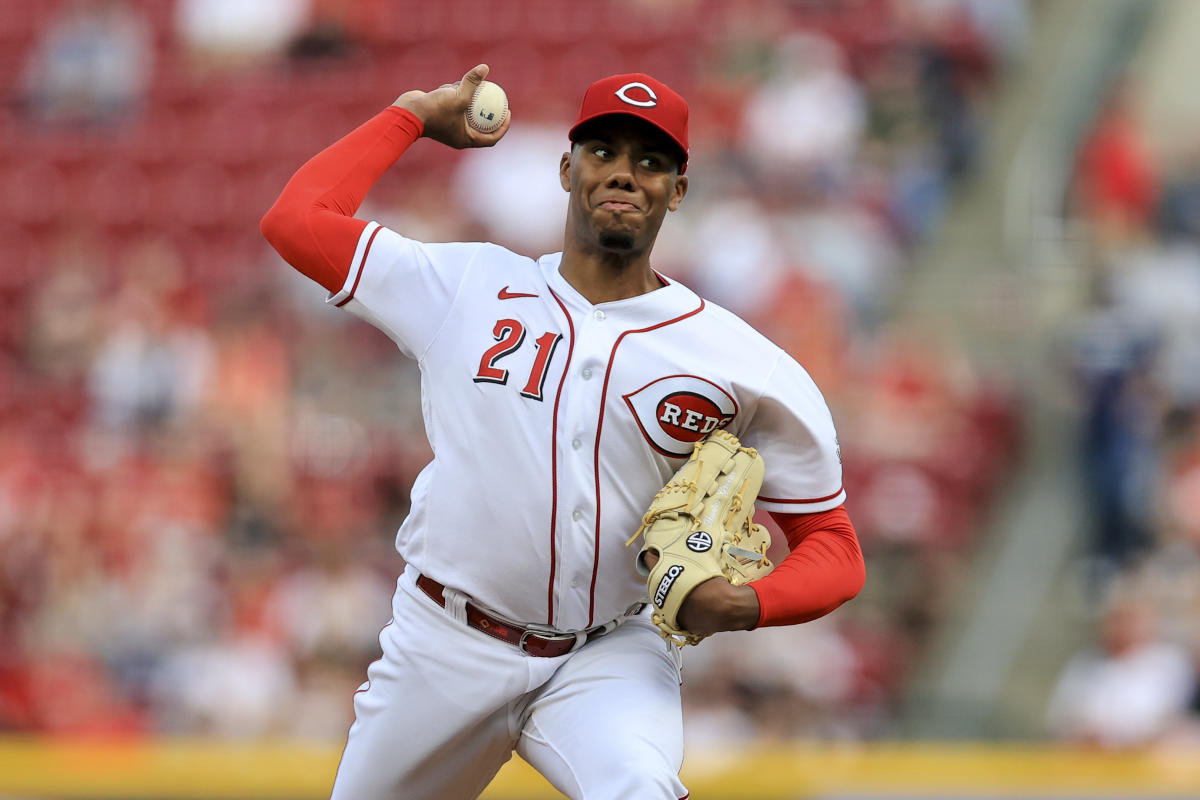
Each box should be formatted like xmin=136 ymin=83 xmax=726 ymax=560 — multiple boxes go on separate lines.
xmin=393 ymin=64 xmax=510 ymax=149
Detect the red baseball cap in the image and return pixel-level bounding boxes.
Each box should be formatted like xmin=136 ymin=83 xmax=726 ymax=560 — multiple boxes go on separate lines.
xmin=568 ymin=73 xmax=689 ymax=174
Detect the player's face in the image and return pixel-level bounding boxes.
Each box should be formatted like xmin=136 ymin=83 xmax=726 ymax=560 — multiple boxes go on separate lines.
xmin=560 ymin=117 xmax=688 ymax=255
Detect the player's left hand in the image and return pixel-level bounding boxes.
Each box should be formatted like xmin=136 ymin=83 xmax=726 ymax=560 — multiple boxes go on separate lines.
xmin=631 ymin=430 xmax=773 ymax=645
xmin=393 ymin=64 xmax=510 ymax=149
xmin=640 ymin=552 xmax=760 ymax=635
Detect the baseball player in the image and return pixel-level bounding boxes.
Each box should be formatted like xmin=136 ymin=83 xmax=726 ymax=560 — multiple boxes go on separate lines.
xmin=261 ymin=65 xmax=864 ymax=799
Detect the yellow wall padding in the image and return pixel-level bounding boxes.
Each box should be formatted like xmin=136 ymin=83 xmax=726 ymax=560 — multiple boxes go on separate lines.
xmin=0 ymin=738 xmax=1198 ymax=798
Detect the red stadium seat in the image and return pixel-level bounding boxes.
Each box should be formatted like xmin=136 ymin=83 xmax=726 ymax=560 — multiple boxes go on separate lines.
xmin=80 ymin=160 xmax=154 ymax=228
xmin=2 ymin=160 xmax=67 ymax=227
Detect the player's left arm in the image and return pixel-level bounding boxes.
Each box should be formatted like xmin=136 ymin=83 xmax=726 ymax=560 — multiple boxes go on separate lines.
xmin=752 ymin=506 xmax=863 ymax=626
xmin=671 ymin=507 xmax=864 ymax=635
xmin=674 ymin=348 xmax=864 ymax=635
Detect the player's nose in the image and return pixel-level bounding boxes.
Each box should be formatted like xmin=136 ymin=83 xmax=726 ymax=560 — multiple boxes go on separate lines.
xmin=603 ymin=155 xmax=636 ymax=189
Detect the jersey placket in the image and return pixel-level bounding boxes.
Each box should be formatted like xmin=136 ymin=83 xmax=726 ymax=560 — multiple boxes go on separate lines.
xmin=550 ymin=302 xmax=618 ymax=631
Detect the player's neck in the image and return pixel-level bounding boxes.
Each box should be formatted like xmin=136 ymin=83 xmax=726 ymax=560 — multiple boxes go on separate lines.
xmin=559 ymin=246 xmax=664 ymax=305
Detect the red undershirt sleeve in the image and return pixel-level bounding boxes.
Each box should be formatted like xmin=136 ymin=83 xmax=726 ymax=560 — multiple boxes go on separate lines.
xmin=749 ymin=505 xmax=865 ymax=628
xmin=260 ymin=106 xmax=424 ymax=293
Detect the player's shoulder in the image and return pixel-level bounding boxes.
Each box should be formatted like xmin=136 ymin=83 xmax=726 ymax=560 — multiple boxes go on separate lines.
xmin=680 ymin=281 xmax=785 ymax=353
xmin=463 ymin=241 xmax=546 ymax=279
xmin=377 ymin=226 xmax=541 ymax=272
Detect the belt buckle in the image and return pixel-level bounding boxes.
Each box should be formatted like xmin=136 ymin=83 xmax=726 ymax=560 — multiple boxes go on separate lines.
xmin=518 ymin=628 xmax=585 ymax=656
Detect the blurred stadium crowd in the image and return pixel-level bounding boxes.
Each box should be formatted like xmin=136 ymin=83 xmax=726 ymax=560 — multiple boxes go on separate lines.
xmin=13 ymin=0 xmax=1192 ymax=750
xmin=1048 ymin=70 xmax=1200 ymax=748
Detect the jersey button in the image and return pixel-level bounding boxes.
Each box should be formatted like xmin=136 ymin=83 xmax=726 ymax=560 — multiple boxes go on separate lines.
xmin=581 ymin=368 xmax=593 ymax=379
xmin=593 ymin=309 xmax=606 ymax=321
xmin=571 ymin=438 xmax=582 ymax=450
xmin=572 ymin=509 xmax=583 ymax=522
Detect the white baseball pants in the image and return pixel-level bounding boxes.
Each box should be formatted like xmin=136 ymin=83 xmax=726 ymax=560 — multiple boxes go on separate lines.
xmin=329 ymin=565 xmax=688 ymax=800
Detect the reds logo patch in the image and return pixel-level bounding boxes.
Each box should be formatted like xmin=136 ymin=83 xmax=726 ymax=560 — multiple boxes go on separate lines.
xmin=624 ymin=375 xmax=737 ymax=458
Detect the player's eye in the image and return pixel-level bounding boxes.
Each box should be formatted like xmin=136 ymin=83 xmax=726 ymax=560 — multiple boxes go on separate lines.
xmin=639 ymin=155 xmax=665 ymax=170
xmin=592 ymin=146 xmax=611 ymax=159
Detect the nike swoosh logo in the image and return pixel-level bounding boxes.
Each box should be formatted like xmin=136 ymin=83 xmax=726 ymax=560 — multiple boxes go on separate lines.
xmin=498 ymin=286 xmax=539 ymax=300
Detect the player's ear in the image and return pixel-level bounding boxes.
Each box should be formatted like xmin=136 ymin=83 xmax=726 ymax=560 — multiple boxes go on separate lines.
xmin=559 ymin=152 xmax=571 ymax=192
xmin=667 ymin=174 xmax=688 ymax=212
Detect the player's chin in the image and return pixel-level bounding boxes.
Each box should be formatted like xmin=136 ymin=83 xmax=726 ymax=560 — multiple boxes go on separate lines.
xmin=597 ymin=230 xmax=637 ymax=251
xmin=593 ymin=216 xmax=644 ymax=251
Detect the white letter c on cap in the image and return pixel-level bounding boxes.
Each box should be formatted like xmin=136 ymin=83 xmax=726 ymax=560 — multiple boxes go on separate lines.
xmin=614 ymin=81 xmax=658 ymax=108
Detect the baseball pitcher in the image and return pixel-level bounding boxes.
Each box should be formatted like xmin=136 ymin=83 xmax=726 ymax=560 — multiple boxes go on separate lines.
xmin=261 ymin=64 xmax=864 ymax=800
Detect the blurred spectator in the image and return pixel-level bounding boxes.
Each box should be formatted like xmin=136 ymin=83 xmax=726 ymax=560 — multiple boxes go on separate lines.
xmin=1156 ymin=141 xmax=1200 ymax=241
xmin=88 ymin=285 xmax=215 ymax=431
xmin=1163 ymin=416 xmax=1200 ymax=549
xmin=452 ymin=123 xmax=571 ymax=255
xmin=686 ymin=197 xmax=789 ymax=317
xmin=1046 ymin=592 xmax=1195 ymax=748
xmin=1110 ymin=243 xmax=1200 ymax=411
xmin=782 ymin=202 xmax=902 ymax=328
xmin=285 ymin=0 xmax=362 ymax=64
xmin=959 ymin=0 xmax=1030 ymax=67
xmin=23 ymin=232 xmax=105 ymax=382
xmin=905 ymin=0 xmax=994 ymax=180
xmin=286 ymin=654 xmax=359 ymax=740
xmin=153 ymin=631 xmax=297 ymax=737
xmin=265 ymin=545 xmax=392 ymax=663
xmin=1073 ymin=81 xmax=1159 ymax=244
xmin=739 ymin=32 xmax=866 ymax=196
xmin=175 ymin=0 xmax=310 ymax=70
xmin=685 ymin=620 xmax=863 ymax=741
xmin=1064 ymin=265 xmax=1161 ymax=576
xmin=17 ymin=0 xmax=152 ymax=128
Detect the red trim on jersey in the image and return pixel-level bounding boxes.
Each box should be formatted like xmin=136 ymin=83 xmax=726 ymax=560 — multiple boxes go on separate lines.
xmin=334 ymin=224 xmax=383 ymax=308
xmin=749 ymin=506 xmax=864 ymax=627
xmin=758 ymin=487 xmax=845 ymax=505
xmin=546 ymin=289 xmax=577 ymax=625
xmin=260 ymin=106 xmax=423 ymax=292
xmin=588 ymin=300 xmax=706 ymax=626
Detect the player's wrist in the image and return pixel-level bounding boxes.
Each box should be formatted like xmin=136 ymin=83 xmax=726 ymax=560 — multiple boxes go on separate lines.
xmin=726 ymin=583 xmax=761 ymax=631
xmin=387 ymin=104 xmax=425 ymax=137
xmin=746 ymin=582 xmax=767 ymax=630
xmin=676 ymin=580 xmax=760 ymax=635
xmin=391 ymin=94 xmax=428 ymax=125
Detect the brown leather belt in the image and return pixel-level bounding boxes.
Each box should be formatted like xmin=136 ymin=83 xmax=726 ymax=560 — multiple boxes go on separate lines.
xmin=416 ymin=573 xmax=629 ymax=658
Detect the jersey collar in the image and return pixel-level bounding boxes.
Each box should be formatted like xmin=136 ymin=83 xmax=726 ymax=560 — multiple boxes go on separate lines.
xmin=539 ymin=253 xmax=701 ymax=324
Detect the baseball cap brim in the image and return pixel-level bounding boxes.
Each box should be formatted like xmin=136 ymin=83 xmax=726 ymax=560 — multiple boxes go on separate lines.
xmin=569 ymin=113 xmax=688 ymax=172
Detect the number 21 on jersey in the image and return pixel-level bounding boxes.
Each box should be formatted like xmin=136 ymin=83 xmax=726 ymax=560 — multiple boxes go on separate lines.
xmin=473 ymin=318 xmax=562 ymax=402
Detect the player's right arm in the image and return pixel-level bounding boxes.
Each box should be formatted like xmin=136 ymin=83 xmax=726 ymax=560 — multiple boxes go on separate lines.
xmin=260 ymin=64 xmax=508 ymax=292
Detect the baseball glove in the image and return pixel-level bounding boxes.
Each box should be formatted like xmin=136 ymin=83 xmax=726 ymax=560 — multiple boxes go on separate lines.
xmin=626 ymin=429 xmax=773 ymax=646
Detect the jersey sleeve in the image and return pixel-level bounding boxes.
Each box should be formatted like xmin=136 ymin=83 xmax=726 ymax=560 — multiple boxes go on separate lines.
xmin=750 ymin=507 xmax=864 ymax=627
xmin=742 ymin=352 xmax=845 ymax=513
xmin=260 ymin=106 xmax=424 ymax=294
xmin=330 ymin=222 xmax=484 ymax=360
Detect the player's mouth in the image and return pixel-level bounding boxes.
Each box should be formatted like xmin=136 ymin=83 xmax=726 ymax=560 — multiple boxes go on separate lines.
xmin=598 ymin=200 xmax=640 ymax=212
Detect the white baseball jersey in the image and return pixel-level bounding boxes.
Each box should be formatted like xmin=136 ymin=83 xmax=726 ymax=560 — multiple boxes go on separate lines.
xmin=330 ymin=221 xmax=845 ymax=632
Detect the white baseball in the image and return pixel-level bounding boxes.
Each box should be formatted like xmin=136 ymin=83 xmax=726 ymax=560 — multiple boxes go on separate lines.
xmin=467 ymin=81 xmax=508 ymax=134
